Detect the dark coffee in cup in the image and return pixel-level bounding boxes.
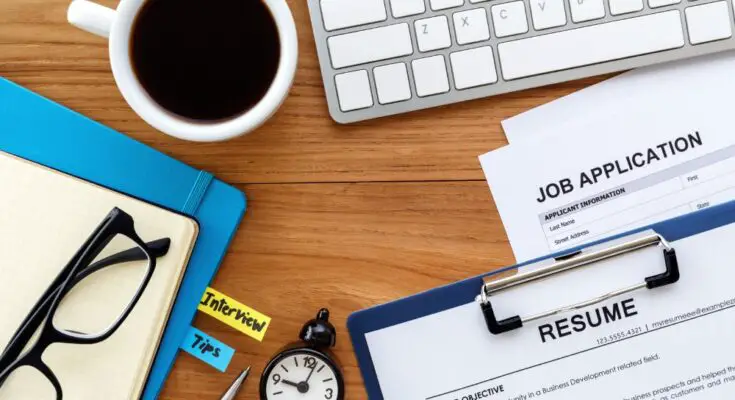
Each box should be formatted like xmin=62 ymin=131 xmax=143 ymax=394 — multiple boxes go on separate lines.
xmin=130 ymin=0 xmax=281 ymax=121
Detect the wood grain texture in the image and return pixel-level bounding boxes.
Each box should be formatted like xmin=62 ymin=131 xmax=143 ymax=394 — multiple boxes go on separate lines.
xmin=161 ymin=182 xmax=515 ymax=399
xmin=0 ymin=0 xmax=609 ymax=398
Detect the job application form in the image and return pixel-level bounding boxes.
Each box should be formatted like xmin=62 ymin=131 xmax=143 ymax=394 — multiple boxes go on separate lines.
xmin=365 ymin=228 xmax=735 ymax=399
xmin=480 ymin=98 xmax=735 ymax=262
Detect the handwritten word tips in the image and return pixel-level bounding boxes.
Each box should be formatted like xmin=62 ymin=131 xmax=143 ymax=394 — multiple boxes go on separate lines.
xmin=181 ymin=327 xmax=235 ymax=372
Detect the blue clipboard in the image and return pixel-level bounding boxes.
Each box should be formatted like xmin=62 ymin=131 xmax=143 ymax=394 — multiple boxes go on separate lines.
xmin=347 ymin=201 xmax=735 ymax=399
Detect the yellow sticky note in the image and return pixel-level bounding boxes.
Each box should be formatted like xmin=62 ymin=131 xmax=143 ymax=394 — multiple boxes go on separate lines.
xmin=198 ymin=287 xmax=272 ymax=341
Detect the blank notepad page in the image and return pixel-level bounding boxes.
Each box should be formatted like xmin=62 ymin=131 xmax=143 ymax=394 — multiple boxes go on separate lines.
xmin=0 ymin=152 xmax=199 ymax=399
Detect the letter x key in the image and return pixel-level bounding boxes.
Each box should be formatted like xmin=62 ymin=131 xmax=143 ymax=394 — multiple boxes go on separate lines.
xmin=453 ymin=9 xmax=490 ymax=44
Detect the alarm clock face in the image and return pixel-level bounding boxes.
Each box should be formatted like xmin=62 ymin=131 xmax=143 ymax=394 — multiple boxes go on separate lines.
xmin=261 ymin=348 xmax=344 ymax=400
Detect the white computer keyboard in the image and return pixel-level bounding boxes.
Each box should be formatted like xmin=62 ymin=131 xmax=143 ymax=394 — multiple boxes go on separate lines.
xmin=307 ymin=0 xmax=735 ymax=123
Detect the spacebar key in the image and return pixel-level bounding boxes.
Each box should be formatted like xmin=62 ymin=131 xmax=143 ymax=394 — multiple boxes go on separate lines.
xmin=498 ymin=11 xmax=685 ymax=80
xmin=328 ymin=23 xmax=413 ymax=69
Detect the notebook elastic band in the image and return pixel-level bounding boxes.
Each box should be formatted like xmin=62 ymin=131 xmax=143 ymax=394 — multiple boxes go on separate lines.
xmin=182 ymin=171 xmax=214 ymax=215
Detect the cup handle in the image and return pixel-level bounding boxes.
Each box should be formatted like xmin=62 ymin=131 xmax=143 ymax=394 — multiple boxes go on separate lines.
xmin=67 ymin=0 xmax=116 ymax=39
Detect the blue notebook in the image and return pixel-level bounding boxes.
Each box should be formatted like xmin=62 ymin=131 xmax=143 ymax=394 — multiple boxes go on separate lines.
xmin=348 ymin=201 xmax=735 ymax=399
xmin=0 ymin=77 xmax=246 ymax=399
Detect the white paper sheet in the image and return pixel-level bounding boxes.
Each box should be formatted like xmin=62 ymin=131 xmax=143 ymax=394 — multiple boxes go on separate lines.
xmin=366 ymin=226 xmax=735 ymax=400
xmin=481 ymin=95 xmax=735 ymax=262
xmin=501 ymin=51 xmax=735 ymax=144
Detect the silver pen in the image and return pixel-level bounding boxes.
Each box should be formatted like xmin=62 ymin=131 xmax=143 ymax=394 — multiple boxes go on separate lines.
xmin=220 ymin=366 xmax=251 ymax=400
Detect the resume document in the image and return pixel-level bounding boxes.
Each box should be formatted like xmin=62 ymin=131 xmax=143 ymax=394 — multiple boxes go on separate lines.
xmin=365 ymin=228 xmax=735 ymax=399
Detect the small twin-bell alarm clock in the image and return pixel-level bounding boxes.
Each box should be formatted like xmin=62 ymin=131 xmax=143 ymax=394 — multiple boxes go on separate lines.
xmin=260 ymin=309 xmax=344 ymax=400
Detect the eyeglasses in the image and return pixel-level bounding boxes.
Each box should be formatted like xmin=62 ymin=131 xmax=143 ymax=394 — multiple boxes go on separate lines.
xmin=0 ymin=208 xmax=171 ymax=400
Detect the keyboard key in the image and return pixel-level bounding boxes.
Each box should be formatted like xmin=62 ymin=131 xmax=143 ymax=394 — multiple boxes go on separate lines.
xmin=686 ymin=2 xmax=732 ymax=44
xmin=453 ymin=9 xmax=491 ymax=45
xmin=374 ymin=63 xmax=412 ymax=104
xmin=415 ymin=16 xmax=452 ymax=52
xmin=470 ymin=0 xmax=490 ymax=3
xmin=609 ymin=0 xmax=644 ymax=15
xmin=530 ymin=0 xmax=567 ymax=30
xmin=321 ymin=0 xmax=387 ymax=31
xmin=450 ymin=47 xmax=498 ymax=89
xmin=328 ymin=23 xmax=413 ymax=69
xmin=649 ymin=0 xmax=681 ymax=7
xmin=430 ymin=0 xmax=464 ymax=10
xmin=498 ymin=11 xmax=685 ymax=80
xmin=390 ymin=0 xmax=425 ymax=17
xmin=491 ymin=1 xmax=529 ymax=38
xmin=569 ymin=0 xmax=605 ymax=22
xmin=335 ymin=70 xmax=373 ymax=111
xmin=412 ymin=56 xmax=450 ymax=97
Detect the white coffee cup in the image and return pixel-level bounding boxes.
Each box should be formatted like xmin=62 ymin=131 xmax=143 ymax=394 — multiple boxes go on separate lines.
xmin=67 ymin=0 xmax=298 ymax=142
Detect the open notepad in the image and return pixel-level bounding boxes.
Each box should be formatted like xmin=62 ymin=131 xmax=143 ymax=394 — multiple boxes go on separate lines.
xmin=0 ymin=152 xmax=199 ymax=399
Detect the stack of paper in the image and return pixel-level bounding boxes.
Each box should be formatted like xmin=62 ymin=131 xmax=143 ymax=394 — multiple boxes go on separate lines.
xmin=480 ymin=52 xmax=735 ymax=262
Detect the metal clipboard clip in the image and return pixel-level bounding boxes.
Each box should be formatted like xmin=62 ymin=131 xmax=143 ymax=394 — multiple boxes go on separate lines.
xmin=477 ymin=232 xmax=681 ymax=335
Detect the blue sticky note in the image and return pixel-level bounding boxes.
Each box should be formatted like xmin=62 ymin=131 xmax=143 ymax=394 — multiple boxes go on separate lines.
xmin=180 ymin=327 xmax=235 ymax=372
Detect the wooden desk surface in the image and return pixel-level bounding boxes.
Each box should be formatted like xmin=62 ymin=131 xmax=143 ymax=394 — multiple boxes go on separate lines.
xmin=0 ymin=0 xmax=608 ymax=398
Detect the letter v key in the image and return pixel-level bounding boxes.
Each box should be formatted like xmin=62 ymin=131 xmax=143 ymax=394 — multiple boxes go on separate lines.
xmin=532 ymin=0 xmax=566 ymax=30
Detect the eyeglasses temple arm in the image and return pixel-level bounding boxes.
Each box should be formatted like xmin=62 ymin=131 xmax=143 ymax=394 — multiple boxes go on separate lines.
xmin=86 ymin=238 xmax=170 ymax=271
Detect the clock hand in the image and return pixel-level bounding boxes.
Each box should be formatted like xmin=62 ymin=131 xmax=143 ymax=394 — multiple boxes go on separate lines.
xmin=305 ymin=366 xmax=316 ymax=383
xmin=285 ymin=378 xmax=310 ymax=394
